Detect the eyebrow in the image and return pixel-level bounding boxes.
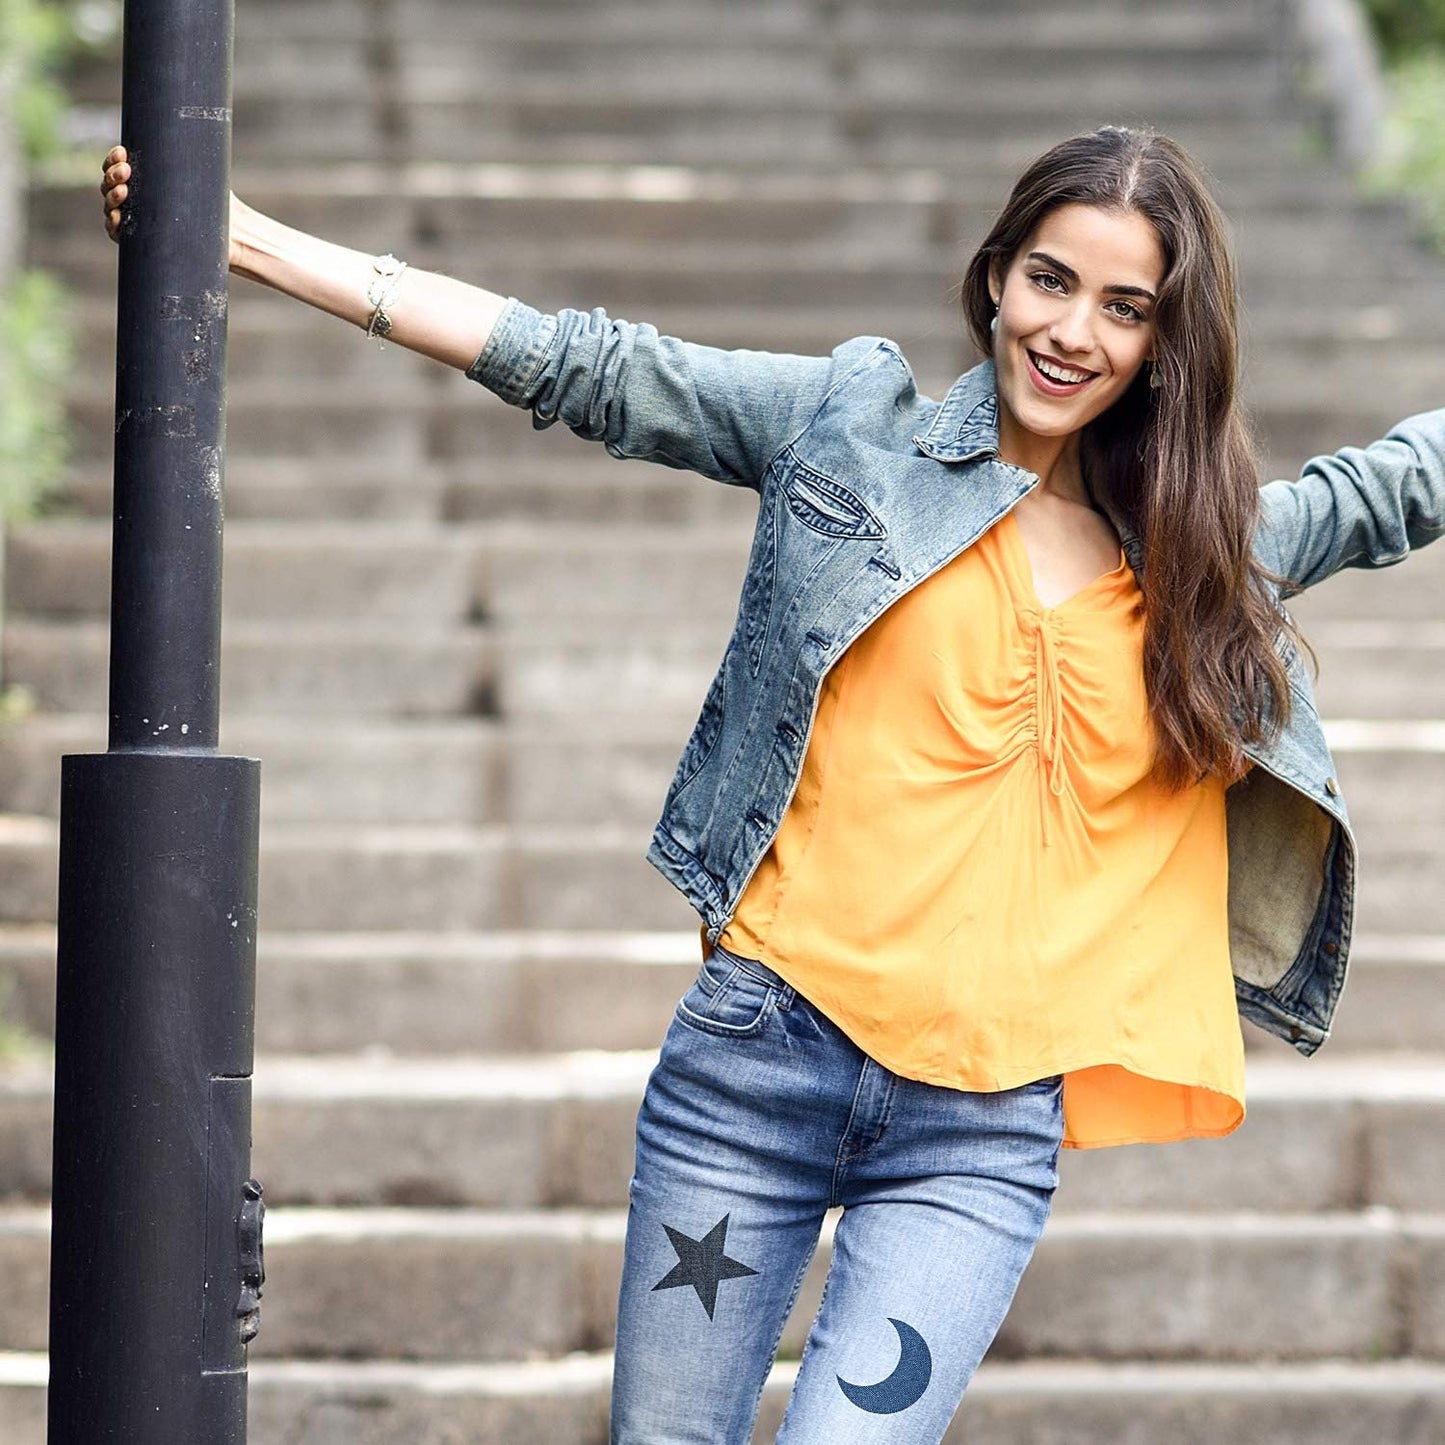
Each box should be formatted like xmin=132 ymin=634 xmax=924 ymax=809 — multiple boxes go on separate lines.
xmin=1027 ymin=251 xmax=1158 ymax=303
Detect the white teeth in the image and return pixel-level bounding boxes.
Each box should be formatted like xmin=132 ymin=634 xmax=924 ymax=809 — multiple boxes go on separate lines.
xmin=1032 ymin=354 xmax=1092 ymax=384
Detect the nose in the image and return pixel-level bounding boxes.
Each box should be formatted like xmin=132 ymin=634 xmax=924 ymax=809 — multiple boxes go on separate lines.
xmin=1048 ymin=301 xmax=1096 ymax=357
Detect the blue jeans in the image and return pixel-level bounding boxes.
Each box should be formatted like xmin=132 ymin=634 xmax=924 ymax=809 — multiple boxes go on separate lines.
xmin=610 ymin=943 xmax=1065 ymax=1444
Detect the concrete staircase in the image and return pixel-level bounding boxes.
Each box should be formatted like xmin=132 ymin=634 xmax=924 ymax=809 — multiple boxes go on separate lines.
xmin=6 ymin=0 xmax=1445 ymax=1438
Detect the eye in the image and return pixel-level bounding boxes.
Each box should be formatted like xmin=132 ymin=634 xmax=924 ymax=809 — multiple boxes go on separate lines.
xmin=1028 ymin=269 xmax=1066 ymax=294
xmin=1108 ymin=299 xmax=1147 ymax=323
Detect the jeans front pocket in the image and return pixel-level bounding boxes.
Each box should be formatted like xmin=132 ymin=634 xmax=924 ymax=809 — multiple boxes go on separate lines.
xmin=674 ymin=946 xmax=786 ymax=1038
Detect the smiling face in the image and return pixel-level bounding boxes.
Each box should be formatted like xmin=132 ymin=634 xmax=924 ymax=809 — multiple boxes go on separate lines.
xmin=989 ymin=202 xmax=1165 ymax=458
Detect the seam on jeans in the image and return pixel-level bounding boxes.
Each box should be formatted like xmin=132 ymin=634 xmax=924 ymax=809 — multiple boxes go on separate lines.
xmin=774 ymin=1237 xmax=840 ymax=1442
xmin=831 ymin=1065 xmax=874 ymax=1204
xmin=748 ymin=1228 xmax=823 ymax=1438
xmin=833 ymin=1065 xmax=896 ymax=1194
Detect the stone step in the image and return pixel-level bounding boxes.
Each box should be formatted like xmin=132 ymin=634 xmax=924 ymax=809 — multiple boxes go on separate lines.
xmin=0 ymin=711 xmax=698 ymax=825
xmin=1 ymin=618 xmax=495 ymax=715
xmin=50 ymin=388 xmax=1443 ymax=502
xmin=1 ymin=703 xmax=1441 ymax=834
xmin=502 ymin=617 xmax=1445 ymax=725
xmin=4 ymin=922 xmax=1445 ymax=1059
xmin=57 ymin=343 xmax=990 ymax=465
xmin=70 ymin=72 xmax=1317 ymax=170
xmin=5 ymin=520 xmax=482 ymax=622
xmin=358 ymin=111 xmax=1319 ymax=173
xmin=238 ymin=0 xmax=1270 ymax=29
xmin=388 ymin=38 xmax=1279 ymax=98
xmin=2 ymin=522 xmax=750 ymax=627
xmin=0 ymin=713 xmax=508 ymax=822
xmin=1289 ymin=546 xmax=1445 ymax=624
xmin=52 ymin=289 xmax=1445 ymax=433
xmin=0 ymin=795 xmax=1433 ymax=933
xmin=52 ymin=452 xmax=757 ymax=526
xmin=0 ymin=1204 xmax=1438 ymax=1364
xmin=18 ymin=515 xmax=1445 ymax=628
xmin=0 ymin=817 xmax=695 ymax=931
xmin=220 ymin=32 xmax=1284 ymax=107
xmin=47 ymin=232 xmax=1444 ymax=359
xmin=234 ymin=58 xmax=1286 ymax=121
xmin=6 ymin=608 xmax=1444 ymax=734
xmin=6 ymin=1051 xmax=1445 ymax=1212
xmin=3 ymin=520 xmax=757 ymax=624
xmin=1306 ymin=626 xmax=1445 ymax=718
xmin=36 ymin=157 xmax=1372 ymax=262
xmin=0 ymin=815 xmax=681 ymax=931
xmin=41 ymin=196 xmax=1440 ymax=306
xmin=0 ymin=1355 xmax=1439 ymax=1445
xmin=0 ymin=926 xmax=698 ymax=1056
xmin=259 ymin=6 xmax=1273 ymax=56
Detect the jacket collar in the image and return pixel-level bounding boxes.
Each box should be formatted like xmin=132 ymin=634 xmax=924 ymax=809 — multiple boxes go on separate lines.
xmin=912 ymin=358 xmax=1002 ymax=463
xmin=914 ymin=357 xmax=1146 ymax=575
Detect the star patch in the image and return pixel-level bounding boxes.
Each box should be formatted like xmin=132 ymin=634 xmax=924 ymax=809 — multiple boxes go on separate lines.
xmin=651 ymin=1212 xmax=759 ymax=1320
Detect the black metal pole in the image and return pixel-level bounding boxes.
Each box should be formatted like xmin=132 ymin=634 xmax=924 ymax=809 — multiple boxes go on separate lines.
xmin=47 ymin=0 xmax=263 ymax=1440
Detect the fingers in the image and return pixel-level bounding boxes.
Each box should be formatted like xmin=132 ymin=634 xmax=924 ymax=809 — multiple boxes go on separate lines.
xmin=101 ymin=147 xmax=130 ymax=241
xmin=100 ymin=146 xmax=129 ymax=192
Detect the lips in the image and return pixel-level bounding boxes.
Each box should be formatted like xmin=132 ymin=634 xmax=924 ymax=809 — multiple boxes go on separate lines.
xmin=1026 ymin=350 xmax=1098 ymax=396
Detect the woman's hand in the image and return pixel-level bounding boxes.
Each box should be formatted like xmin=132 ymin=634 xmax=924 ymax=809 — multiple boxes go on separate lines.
xmin=101 ymin=144 xmax=248 ymax=270
xmin=99 ymin=143 xmax=504 ymax=369
xmin=100 ymin=145 xmax=129 ymax=241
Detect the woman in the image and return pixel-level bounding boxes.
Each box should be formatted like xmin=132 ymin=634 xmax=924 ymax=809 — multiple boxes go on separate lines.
xmin=102 ymin=125 xmax=1445 ymax=1442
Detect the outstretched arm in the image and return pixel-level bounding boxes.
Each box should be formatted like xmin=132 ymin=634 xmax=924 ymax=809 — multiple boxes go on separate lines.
xmin=1256 ymin=409 xmax=1445 ymax=594
xmin=102 ymin=146 xmax=504 ymax=370
xmin=102 ymin=146 xmax=883 ymax=488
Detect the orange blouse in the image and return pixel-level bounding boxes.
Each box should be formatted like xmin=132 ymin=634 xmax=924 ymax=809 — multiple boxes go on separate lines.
xmin=719 ymin=509 xmax=1245 ymax=1149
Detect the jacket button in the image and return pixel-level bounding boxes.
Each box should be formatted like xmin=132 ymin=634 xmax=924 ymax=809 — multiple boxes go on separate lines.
xmin=1288 ymin=1026 xmax=1303 ymax=1042
xmin=1324 ymin=776 xmax=1340 ymax=796
xmin=1324 ymin=940 xmax=1339 ymax=956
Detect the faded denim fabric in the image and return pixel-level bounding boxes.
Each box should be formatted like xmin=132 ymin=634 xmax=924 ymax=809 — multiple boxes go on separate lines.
xmin=610 ymin=942 xmax=1063 ymax=1443
xmin=469 ymin=299 xmax=1445 ymax=1056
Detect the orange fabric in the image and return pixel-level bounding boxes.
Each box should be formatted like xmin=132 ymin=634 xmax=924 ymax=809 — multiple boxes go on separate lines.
xmin=719 ymin=510 xmax=1244 ymax=1149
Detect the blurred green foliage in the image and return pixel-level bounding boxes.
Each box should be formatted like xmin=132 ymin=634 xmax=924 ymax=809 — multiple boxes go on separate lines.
xmin=0 ymin=1 xmax=95 ymax=526
xmin=1360 ymin=0 xmax=1445 ymax=61
xmin=1362 ymin=6 xmax=1445 ymax=251
xmin=0 ymin=0 xmax=78 ymax=161
xmin=0 ymin=271 xmax=72 ymax=519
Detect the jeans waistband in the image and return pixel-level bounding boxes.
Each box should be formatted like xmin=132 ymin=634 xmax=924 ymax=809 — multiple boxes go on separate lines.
xmin=709 ymin=940 xmax=794 ymax=996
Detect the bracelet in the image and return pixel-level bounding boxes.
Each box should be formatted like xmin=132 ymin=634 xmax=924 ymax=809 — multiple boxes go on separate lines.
xmin=365 ymin=253 xmax=408 ymax=343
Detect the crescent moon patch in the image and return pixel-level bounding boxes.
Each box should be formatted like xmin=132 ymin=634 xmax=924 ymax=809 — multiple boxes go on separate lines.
xmin=836 ymin=1316 xmax=933 ymax=1414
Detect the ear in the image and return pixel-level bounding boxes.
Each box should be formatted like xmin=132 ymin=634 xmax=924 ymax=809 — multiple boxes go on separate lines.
xmin=987 ymin=260 xmax=1003 ymax=308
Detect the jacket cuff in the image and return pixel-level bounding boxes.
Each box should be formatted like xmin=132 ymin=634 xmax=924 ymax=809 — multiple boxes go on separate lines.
xmin=465 ymin=298 xmax=558 ymax=404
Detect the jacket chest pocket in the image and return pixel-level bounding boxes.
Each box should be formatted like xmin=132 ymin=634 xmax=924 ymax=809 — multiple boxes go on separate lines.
xmin=782 ymin=462 xmax=886 ymax=540
xmin=738 ymin=459 xmax=888 ymax=675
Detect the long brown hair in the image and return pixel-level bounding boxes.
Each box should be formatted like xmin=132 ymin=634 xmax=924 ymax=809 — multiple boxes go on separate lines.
xmin=961 ymin=125 xmax=1292 ymax=789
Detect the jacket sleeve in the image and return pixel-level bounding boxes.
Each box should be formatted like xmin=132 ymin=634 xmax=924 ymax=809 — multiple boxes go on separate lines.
xmin=1256 ymin=408 xmax=1445 ymax=595
xmin=466 ymin=299 xmax=877 ymax=488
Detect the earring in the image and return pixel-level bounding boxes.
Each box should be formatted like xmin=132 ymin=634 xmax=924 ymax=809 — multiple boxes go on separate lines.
xmin=1148 ymin=360 xmax=1162 ymax=390
xmin=989 ymin=305 xmax=998 ymax=338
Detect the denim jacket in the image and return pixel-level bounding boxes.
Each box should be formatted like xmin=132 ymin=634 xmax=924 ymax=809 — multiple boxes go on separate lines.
xmin=470 ymin=299 xmax=1445 ymax=1056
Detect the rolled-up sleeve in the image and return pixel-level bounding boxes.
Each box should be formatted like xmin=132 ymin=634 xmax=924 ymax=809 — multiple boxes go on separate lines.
xmin=467 ymin=299 xmax=879 ymax=488
xmin=1256 ymin=408 xmax=1445 ymax=594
